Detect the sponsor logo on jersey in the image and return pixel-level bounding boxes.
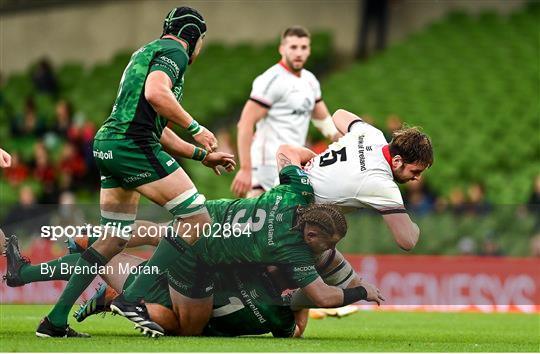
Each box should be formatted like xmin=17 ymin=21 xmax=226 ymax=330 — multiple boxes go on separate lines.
xmin=158 ymin=56 xmax=180 ymax=78
xmin=294 ymin=265 xmax=316 ymax=272
xmin=166 ymin=159 xmax=175 ymax=167
xmin=357 ymin=135 xmax=367 ymax=171
xmin=93 ymin=149 xmax=114 ymax=160
xmin=267 ymin=195 xmax=283 ymax=246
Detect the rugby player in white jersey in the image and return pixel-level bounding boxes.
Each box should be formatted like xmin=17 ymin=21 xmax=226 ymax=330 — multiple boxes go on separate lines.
xmin=279 ymin=109 xmax=434 ymax=251
xmin=231 ymin=26 xmax=339 ymax=198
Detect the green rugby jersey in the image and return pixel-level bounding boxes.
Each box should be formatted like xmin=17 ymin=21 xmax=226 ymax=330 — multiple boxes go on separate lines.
xmin=94 ymin=38 xmax=189 ymax=142
xmin=202 ymin=165 xmax=318 ymax=288
xmin=205 ymin=266 xmax=296 ymax=338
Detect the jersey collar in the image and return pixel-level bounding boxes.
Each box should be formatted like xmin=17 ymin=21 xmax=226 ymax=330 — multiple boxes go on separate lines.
xmin=278 ymin=60 xmax=301 ymax=77
xmin=382 ymin=145 xmax=392 ymax=167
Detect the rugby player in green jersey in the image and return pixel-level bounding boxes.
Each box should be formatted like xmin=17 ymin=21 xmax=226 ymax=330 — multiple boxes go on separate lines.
xmin=108 ymin=146 xmax=383 ymax=337
xmin=3 ymin=225 xmax=380 ymax=338
xmin=35 ymin=6 xmax=236 ymax=338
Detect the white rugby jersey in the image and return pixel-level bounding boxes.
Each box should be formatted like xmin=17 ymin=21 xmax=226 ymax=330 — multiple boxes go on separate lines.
xmin=304 ymin=120 xmax=406 ymax=213
xmin=250 ymin=61 xmax=322 ymax=166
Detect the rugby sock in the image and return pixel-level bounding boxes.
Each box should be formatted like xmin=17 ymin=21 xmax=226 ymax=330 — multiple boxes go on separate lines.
xmin=47 ymin=247 xmax=108 ymax=327
xmin=122 ymin=236 xmax=183 ymax=302
xmin=20 ymin=254 xmax=80 ymax=283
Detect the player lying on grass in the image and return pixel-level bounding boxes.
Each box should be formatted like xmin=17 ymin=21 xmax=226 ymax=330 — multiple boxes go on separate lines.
xmin=107 ymin=143 xmax=386 ymax=337
xmin=3 ymin=225 xmax=381 ymax=338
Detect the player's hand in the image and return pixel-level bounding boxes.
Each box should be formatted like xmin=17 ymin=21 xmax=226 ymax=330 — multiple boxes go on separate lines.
xmin=0 ymin=148 xmax=12 ymax=168
xmin=361 ymin=281 xmax=385 ymax=306
xmin=231 ymin=168 xmax=251 ymax=197
xmin=202 ymin=152 xmax=236 ymax=176
xmin=193 ymin=127 xmax=218 ymax=152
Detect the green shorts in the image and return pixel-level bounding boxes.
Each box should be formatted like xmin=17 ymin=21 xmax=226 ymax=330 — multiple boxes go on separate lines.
xmin=162 ymin=235 xmax=214 ymax=299
xmin=123 ymin=261 xmax=173 ymax=310
xmin=93 ymin=138 xmax=180 ymax=189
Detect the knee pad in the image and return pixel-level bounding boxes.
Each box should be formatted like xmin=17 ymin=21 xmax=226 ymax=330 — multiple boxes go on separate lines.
xmin=164 ymin=187 xmax=207 ymax=218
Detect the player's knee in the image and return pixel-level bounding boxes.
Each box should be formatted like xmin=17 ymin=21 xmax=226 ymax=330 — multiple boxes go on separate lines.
xmin=165 ymin=187 xmax=207 ymax=219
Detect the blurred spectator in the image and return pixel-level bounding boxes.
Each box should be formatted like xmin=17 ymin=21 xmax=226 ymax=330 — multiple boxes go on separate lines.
xmin=457 ymin=237 xmax=476 ymax=256
xmin=59 ymin=142 xmax=86 ymax=186
xmin=10 ymin=96 xmax=46 ymax=137
xmin=31 ymin=58 xmax=59 ymax=97
xmin=52 ymin=99 xmax=74 ymax=137
xmin=49 ymin=191 xmax=85 ymax=228
xmin=357 ymin=0 xmax=389 ymax=59
xmin=32 ymin=142 xmax=55 ymax=185
xmin=466 ymin=183 xmax=492 ymax=216
xmin=2 ymin=185 xmax=46 ymax=236
xmin=384 ymin=114 xmax=403 ymax=142
xmin=479 ymin=233 xmax=504 ymax=257
xmin=403 ymin=178 xmax=435 ymax=216
xmin=449 ymin=187 xmax=466 ymax=215
xmin=530 ymin=233 xmax=540 ymax=257
xmin=3 ymin=152 xmax=29 ymax=185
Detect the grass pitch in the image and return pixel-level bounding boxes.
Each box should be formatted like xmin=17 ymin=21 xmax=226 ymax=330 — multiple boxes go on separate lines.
xmin=0 ymin=305 xmax=538 ymax=352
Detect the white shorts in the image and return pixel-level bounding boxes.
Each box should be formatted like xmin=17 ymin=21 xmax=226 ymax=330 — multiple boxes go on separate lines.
xmin=251 ymin=165 xmax=279 ymax=191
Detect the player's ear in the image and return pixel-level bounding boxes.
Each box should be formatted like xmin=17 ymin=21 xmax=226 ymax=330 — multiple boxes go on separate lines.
xmin=392 ymin=155 xmax=404 ymax=169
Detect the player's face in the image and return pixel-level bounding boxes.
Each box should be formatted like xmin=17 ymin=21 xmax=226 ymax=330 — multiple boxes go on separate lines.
xmin=189 ymin=36 xmax=204 ymax=65
xmin=279 ymin=36 xmax=311 ymax=72
xmin=304 ymin=227 xmax=342 ymax=256
xmin=391 ymin=157 xmax=427 ymax=184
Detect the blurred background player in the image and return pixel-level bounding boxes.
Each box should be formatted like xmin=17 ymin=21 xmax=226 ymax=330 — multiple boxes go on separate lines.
xmin=231 ymin=26 xmax=339 ymax=198
xmin=35 ymin=6 xmax=231 ymax=338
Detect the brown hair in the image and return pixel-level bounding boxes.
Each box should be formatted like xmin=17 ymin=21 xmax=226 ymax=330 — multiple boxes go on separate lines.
xmin=389 ymin=126 xmax=434 ymax=167
xmin=282 ymin=26 xmax=311 ymax=40
xmin=292 ymin=204 xmax=347 ymax=238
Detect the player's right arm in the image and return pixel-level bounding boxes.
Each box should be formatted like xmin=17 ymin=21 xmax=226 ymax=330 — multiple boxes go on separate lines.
xmin=231 ymin=100 xmax=268 ymax=196
xmin=382 ymin=213 xmax=420 ymax=251
xmin=300 ymin=276 xmax=384 ymax=308
xmin=145 ymin=71 xmax=217 ymax=152
xmin=331 ymin=109 xmax=364 ymax=135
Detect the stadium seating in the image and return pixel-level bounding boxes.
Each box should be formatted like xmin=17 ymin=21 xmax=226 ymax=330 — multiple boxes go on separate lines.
xmin=322 ymin=3 xmax=539 ymax=204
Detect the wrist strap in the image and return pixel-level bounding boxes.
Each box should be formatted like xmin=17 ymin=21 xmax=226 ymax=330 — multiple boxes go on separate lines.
xmin=187 ymin=119 xmax=202 ymax=136
xmin=342 ymin=286 xmax=368 ymax=305
xmin=192 ymin=146 xmax=208 ymax=161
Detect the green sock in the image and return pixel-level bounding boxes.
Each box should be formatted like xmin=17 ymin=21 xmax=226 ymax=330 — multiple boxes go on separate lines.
xmin=47 ymin=247 xmax=108 ymax=327
xmin=20 ymin=254 xmax=81 ymax=283
xmin=123 ymin=236 xmax=184 ymax=302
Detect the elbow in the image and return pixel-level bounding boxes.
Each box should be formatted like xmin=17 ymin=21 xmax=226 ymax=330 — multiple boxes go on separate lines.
xmin=396 ymin=230 xmax=419 ymax=251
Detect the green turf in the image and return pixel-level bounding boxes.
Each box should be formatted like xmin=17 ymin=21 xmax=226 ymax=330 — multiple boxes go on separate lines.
xmin=0 ymin=305 xmax=538 ymax=352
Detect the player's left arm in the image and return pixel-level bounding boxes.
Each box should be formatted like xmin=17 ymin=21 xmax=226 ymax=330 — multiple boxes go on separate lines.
xmin=311 ymin=101 xmax=341 ymax=141
xmin=160 ymin=126 xmax=235 ymax=175
xmin=276 ymin=144 xmax=317 ymax=171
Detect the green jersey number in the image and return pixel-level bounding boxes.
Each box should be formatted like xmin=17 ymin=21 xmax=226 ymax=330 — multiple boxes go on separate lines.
xmin=232 ymin=208 xmax=266 ymax=233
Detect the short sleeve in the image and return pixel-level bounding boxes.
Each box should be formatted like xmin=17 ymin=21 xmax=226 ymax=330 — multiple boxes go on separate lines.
xmin=357 ymin=176 xmax=406 ymax=213
xmin=249 ymin=73 xmax=282 ymax=108
xmin=149 ymin=48 xmax=188 ymax=84
xmin=278 ymin=165 xmax=314 ymax=203
xmin=275 ymin=243 xmax=319 ymax=288
xmin=312 ymin=77 xmax=322 ymax=102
